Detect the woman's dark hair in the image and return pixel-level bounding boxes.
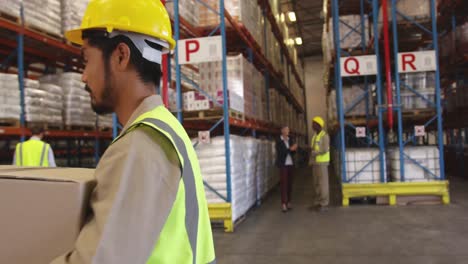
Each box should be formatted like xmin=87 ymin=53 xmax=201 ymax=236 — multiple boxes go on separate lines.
xmin=82 ymin=30 xmax=161 ymax=88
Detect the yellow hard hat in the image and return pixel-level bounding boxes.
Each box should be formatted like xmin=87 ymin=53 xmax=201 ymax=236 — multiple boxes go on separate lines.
xmin=312 ymin=116 xmax=325 ymax=128
xmin=65 ymin=0 xmax=176 ymax=50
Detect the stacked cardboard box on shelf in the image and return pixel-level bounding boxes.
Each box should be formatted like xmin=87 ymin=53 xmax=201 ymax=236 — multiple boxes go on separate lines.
xmin=329 ymin=15 xmax=371 ymax=52
xmin=328 ymin=84 xmax=376 ymax=123
xmin=165 ymin=0 xmax=199 ymax=27
xmin=198 ymin=0 xmax=262 ymax=50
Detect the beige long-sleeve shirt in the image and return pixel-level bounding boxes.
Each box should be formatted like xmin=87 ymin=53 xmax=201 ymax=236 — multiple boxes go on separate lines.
xmin=52 ymin=95 xmax=182 ymax=264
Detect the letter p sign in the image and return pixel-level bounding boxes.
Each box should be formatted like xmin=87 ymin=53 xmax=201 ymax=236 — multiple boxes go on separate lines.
xmin=185 ymin=40 xmax=200 ymax=63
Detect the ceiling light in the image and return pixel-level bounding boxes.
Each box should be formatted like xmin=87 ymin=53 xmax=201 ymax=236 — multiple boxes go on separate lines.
xmin=288 ymin=12 xmax=296 ymax=22
xmin=280 ymin=13 xmax=285 ymax=23
xmin=295 ymin=37 xmax=303 ymax=45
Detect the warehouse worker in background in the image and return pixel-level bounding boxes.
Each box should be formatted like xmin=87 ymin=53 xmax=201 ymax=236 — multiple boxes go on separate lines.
xmin=309 ymin=116 xmax=330 ymax=212
xmin=276 ymin=126 xmax=298 ymax=212
xmin=13 ymin=127 xmax=56 ymax=167
xmin=51 ymin=0 xmax=215 ymax=263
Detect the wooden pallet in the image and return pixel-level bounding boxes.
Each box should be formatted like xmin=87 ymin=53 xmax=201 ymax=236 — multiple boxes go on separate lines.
xmin=27 ymin=122 xmax=63 ymax=131
xmin=65 ymin=125 xmax=97 ymax=131
xmin=183 ymin=109 xmax=245 ymax=121
xmin=402 ymin=109 xmax=435 ymax=117
xmin=0 ymin=118 xmax=21 ymax=127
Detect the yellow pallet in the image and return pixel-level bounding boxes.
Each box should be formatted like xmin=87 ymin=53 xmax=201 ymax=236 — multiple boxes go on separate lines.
xmin=342 ymin=181 xmax=450 ymax=207
xmin=208 ymin=203 xmax=233 ymax=232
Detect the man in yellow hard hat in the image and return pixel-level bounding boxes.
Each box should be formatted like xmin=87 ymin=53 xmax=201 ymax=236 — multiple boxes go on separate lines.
xmin=13 ymin=127 xmax=56 ymax=167
xmin=52 ymin=1 xmax=215 ymax=263
xmin=309 ymin=116 xmax=330 ymax=212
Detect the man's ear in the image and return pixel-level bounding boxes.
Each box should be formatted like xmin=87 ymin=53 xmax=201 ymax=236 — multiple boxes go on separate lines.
xmin=114 ymin=43 xmax=131 ymax=71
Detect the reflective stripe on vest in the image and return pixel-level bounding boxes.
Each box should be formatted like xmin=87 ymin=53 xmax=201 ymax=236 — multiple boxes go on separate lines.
xmin=113 ymin=106 xmax=215 ymax=264
xmin=16 ymin=140 xmax=49 ymax=167
xmin=311 ymin=131 xmax=330 ymax=163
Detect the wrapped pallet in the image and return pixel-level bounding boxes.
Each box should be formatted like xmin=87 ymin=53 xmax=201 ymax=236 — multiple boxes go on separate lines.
xmin=388 ymin=146 xmax=440 ymax=182
xmin=329 ymin=15 xmax=371 ymax=51
xmin=0 ymin=73 xmax=21 ymax=120
xmin=344 ymin=148 xmax=386 ymax=184
xmin=165 ymin=0 xmax=199 ymax=27
xmin=2 ymin=0 xmax=62 ymax=36
xmin=61 ymin=0 xmax=89 ymax=34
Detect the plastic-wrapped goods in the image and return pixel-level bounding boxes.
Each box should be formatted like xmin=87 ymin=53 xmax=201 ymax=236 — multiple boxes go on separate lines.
xmin=388 ymin=146 xmax=440 ymax=182
xmin=328 ymin=84 xmax=376 ymax=122
xmin=61 ymin=0 xmax=89 ymax=33
xmin=0 ymin=73 xmax=21 ymax=120
xmin=1 ymin=0 xmax=62 ymax=36
xmin=379 ymin=0 xmax=430 ymax=25
xmin=98 ymin=114 xmax=113 ymax=129
xmin=198 ymin=0 xmax=262 ymax=47
xmin=329 ymin=15 xmax=371 ymax=51
xmin=195 ymin=135 xmax=276 ymax=222
xmin=165 ymin=0 xmax=199 ymax=27
xmin=344 ymin=148 xmax=386 ymax=184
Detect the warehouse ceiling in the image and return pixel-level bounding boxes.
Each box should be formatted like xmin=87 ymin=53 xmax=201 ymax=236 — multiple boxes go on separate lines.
xmin=281 ymin=0 xmax=324 ymax=58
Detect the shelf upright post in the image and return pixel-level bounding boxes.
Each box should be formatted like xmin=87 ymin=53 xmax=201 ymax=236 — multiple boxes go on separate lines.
xmin=17 ymin=3 xmax=26 ymax=142
xmin=430 ymin=0 xmax=445 ymax=180
xmin=174 ymin=0 xmax=183 ymax=123
xmin=219 ymin=0 xmax=232 ymax=202
xmin=331 ymin=0 xmax=347 ymax=183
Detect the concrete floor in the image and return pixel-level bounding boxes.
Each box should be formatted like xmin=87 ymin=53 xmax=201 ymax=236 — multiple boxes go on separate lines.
xmin=213 ymin=168 xmax=468 ymax=264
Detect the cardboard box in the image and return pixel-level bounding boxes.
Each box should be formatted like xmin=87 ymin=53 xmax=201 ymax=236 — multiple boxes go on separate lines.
xmin=0 ymin=166 xmax=95 ymax=264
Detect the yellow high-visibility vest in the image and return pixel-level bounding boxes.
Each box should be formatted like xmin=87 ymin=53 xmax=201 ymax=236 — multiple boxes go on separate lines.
xmin=114 ymin=105 xmax=216 ymax=264
xmin=15 ymin=140 xmax=50 ymax=167
xmin=311 ymin=130 xmax=330 ymax=163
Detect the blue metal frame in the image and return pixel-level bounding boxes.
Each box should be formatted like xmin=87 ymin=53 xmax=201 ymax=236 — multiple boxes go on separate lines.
xmin=391 ymin=0 xmax=445 ymax=181
xmin=18 ymin=4 xmax=26 ymax=142
xmin=172 ymin=0 xmax=232 ymax=203
xmin=332 ymin=0 xmax=386 ymax=183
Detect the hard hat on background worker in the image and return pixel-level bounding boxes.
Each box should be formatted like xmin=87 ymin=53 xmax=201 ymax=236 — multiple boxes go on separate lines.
xmin=65 ymin=0 xmax=175 ymax=64
xmin=312 ymin=116 xmax=325 ymax=128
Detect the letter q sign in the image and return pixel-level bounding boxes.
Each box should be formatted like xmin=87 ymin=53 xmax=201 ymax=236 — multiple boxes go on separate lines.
xmin=340 ymin=55 xmax=378 ymax=77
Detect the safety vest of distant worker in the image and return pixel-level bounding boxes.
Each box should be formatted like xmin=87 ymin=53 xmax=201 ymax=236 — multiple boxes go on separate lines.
xmin=311 ymin=117 xmax=330 ymax=163
xmin=65 ymin=0 xmax=215 ymax=261
xmin=15 ymin=140 xmax=51 ymax=167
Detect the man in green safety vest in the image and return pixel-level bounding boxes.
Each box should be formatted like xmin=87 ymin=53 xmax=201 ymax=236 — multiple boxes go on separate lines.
xmin=52 ymin=0 xmax=215 ymax=263
xmin=13 ymin=127 xmax=56 ymax=167
xmin=309 ymin=116 xmax=330 ymax=212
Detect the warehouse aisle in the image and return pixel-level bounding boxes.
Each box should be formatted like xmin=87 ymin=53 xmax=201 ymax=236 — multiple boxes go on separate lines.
xmin=213 ymin=168 xmax=468 ymax=264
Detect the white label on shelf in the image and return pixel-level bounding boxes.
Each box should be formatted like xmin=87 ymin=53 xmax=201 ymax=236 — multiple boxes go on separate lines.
xmin=198 ymin=131 xmax=211 ymax=144
xmin=415 ymin=126 xmax=426 ymax=137
xmin=340 ymin=55 xmax=378 ymax=77
xmin=356 ymin=127 xmax=366 ymax=138
xmin=177 ymin=36 xmax=222 ymax=64
xmin=398 ymin=51 xmax=437 ymax=73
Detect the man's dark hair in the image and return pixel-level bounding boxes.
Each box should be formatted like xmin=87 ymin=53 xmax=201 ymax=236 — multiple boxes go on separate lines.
xmin=30 ymin=127 xmax=45 ymax=136
xmin=82 ymin=30 xmax=161 ymax=88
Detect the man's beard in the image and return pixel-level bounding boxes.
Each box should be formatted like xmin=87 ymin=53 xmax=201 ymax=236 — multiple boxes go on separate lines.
xmin=86 ymin=73 xmax=115 ymax=115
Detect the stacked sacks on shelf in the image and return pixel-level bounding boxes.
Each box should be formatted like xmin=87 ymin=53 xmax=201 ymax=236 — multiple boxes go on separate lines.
xmin=24 ymin=79 xmax=63 ymax=123
xmin=61 ymin=0 xmax=89 ymax=33
xmin=1 ymin=0 xmax=62 ymax=36
xmin=97 ymin=114 xmax=113 ymax=130
xmin=195 ymin=135 xmax=277 ymax=222
xmin=59 ymin=73 xmax=95 ymax=127
xmin=0 ymin=73 xmax=21 ymax=120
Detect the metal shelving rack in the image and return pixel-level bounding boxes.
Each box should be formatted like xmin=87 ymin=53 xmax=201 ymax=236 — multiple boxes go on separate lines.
xmin=0 ymin=6 xmax=112 ymax=166
xmin=169 ymin=0 xmax=307 ymax=232
xmin=330 ymin=0 xmax=450 ymax=206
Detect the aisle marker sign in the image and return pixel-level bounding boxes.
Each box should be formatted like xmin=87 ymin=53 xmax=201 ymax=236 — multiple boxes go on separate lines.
xmin=177 ymin=36 xmax=222 ymax=64
xmin=356 ymin=127 xmax=366 ymax=138
xmin=415 ymin=126 xmax=426 ymax=137
xmin=340 ymin=55 xmax=378 ymax=77
xmin=398 ymin=51 xmax=437 ymax=73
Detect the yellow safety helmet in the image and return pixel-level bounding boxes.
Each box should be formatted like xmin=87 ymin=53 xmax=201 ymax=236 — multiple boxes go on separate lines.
xmin=65 ymin=0 xmax=176 ymax=51
xmin=312 ymin=116 xmax=325 ymax=128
